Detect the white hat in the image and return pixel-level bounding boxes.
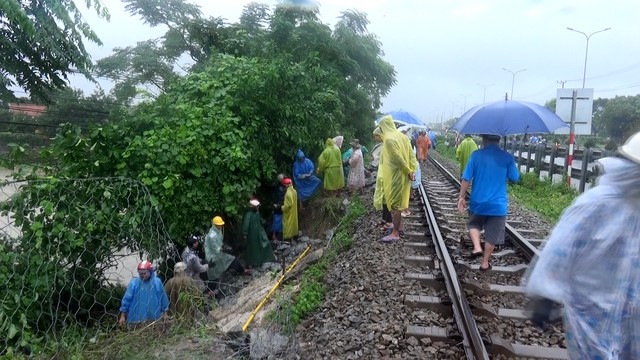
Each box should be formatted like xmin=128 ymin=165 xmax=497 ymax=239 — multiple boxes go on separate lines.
xmin=249 ymin=199 xmax=260 ymax=207
xmin=619 ymin=131 xmax=640 ymax=165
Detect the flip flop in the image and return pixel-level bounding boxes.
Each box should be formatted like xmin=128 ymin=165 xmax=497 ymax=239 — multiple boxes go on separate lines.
xmin=381 ymin=234 xmax=400 ymax=243
xmin=471 ymin=251 xmax=483 ymax=258
xmin=479 ymin=264 xmax=492 ymax=272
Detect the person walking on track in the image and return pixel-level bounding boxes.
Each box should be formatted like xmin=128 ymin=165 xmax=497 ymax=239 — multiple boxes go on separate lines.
xmin=457 ymin=134 xmax=519 ymax=271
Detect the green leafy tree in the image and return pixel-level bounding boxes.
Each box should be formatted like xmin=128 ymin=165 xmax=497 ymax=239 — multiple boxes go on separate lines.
xmin=0 ymin=0 xmax=109 ymax=101
xmin=544 ymin=98 xmax=556 ymax=112
xmin=593 ymin=95 xmax=640 ymax=141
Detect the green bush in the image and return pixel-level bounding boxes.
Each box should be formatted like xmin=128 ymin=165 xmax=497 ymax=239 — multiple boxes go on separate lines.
xmin=509 ymin=173 xmax=578 ymax=221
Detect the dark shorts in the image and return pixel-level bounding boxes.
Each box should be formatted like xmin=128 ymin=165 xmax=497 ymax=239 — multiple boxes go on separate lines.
xmin=467 ymin=214 xmax=506 ymax=245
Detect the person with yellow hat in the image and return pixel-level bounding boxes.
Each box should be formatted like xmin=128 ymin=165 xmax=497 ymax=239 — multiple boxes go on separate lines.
xmin=204 ymin=215 xmax=252 ymax=287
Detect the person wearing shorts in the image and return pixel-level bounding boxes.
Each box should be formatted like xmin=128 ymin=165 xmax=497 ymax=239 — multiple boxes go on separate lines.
xmin=457 ymin=135 xmax=520 ymax=271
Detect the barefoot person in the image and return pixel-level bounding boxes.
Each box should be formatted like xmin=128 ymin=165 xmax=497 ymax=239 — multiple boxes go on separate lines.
xmin=378 ymin=115 xmax=416 ymax=243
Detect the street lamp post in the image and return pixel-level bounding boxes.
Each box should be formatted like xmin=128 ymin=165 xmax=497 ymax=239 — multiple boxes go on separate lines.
xmin=502 ymin=68 xmax=527 ymax=100
xmin=459 ymin=93 xmax=471 ymax=113
xmin=566 ymin=27 xmax=611 ymax=88
xmin=477 ymin=83 xmax=494 ymax=104
xmin=564 ymin=26 xmax=611 ymax=186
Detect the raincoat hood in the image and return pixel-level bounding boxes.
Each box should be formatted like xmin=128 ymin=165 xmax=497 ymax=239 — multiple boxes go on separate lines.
xmin=379 ymin=115 xmax=397 ymax=134
xmin=333 ymin=136 xmax=344 ymax=149
xmin=595 ymin=157 xmax=640 ymax=197
xmin=297 ymin=149 xmax=305 ymax=158
xmin=325 ymin=138 xmax=335 ymax=148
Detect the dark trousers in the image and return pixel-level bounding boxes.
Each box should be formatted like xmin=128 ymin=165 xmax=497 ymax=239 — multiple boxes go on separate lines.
xmin=382 ymin=204 xmax=392 ymax=223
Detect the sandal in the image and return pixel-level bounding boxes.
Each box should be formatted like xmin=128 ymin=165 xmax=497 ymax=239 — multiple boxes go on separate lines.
xmin=479 ymin=264 xmax=492 ymax=272
xmin=381 ymin=234 xmax=400 ymax=243
xmin=471 ymin=251 xmax=483 ymax=258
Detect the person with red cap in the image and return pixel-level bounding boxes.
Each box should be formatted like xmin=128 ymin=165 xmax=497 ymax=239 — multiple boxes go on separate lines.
xmin=118 ymin=260 xmax=169 ymax=326
xmin=278 ymin=177 xmax=299 ymax=241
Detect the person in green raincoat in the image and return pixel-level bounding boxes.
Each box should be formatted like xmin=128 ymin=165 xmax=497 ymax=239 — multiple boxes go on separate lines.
xmin=317 ymin=138 xmax=345 ymax=193
xmin=379 ymin=115 xmax=416 ymax=243
xmin=280 ymin=177 xmax=299 ymax=241
xmin=456 ymin=134 xmax=478 ymax=179
xmin=204 ymin=216 xmax=252 ymax=287
xmin=242 ymin=199 xmax=276 ymax=267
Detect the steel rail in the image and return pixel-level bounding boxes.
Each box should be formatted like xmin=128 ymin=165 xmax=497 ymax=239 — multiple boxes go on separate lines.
xmin=428 ymin=157 xmax=540 ymax=260
xmin=418 ymin=180 xmax=490 ymax=360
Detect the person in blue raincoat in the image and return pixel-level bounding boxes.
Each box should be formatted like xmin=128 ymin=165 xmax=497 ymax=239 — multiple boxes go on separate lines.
xmin=119 ymin=260 xmax=169 ymax=325
xmin=292 ymin=149 xmax=322 ymax=201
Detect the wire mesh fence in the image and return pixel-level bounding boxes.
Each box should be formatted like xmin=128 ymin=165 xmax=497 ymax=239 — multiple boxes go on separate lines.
xmin=0 ymin=175 xmax=310 ymax=359
xmin=0 ymin=177 xmax=178 ymax=357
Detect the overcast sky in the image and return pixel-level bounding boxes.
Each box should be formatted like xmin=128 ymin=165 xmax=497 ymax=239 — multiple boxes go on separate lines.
xmin=69 ymin=0 xmax=640 ymax=124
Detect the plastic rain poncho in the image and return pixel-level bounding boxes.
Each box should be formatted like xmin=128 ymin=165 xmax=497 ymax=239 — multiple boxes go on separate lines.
xmin=242 ymin=209 xmax=276 ymax=267
xmin=204 ymin=226 xmax=235 ymax=280
xmin=347 ymin=148 xmax=365 ymax=190
xmin=456 ymin=137 xmax=478 ymax=177
xmin=282 ymin=185 xmax=299 ymax=240
xmin=318 ymin=138 xmax=345 ymax=191
xmin=416 ymin=134 xmax=430 ymax=161
xmin=411 ymin=146 xmax=421 ymax=189
xmin=292 ymin=149 xmax=322 ymax=201
xmin=525 ymin=157 xmax=640 ymax=359
xmin=379 ymin=116 xmax=416 ymax=210
xmin=119 ymin=271 xmax=169 ymax=323
xmin=373 ymin=128 xmax=385 ymax=210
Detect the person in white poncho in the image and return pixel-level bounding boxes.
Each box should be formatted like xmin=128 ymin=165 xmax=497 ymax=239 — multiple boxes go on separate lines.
xmin=525 ymin=131 xmax=640 ymax=360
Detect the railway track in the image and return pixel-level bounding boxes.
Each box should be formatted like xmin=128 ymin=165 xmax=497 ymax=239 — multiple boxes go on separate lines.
xmin=401 ymin=156 xmax=568 ymax=359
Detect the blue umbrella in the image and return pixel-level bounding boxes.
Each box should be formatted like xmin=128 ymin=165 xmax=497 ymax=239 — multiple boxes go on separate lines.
xmin=451 ymin=99 xmax=568 ymax=136
xmin=377 ymin=110 xmax=425 ymax=127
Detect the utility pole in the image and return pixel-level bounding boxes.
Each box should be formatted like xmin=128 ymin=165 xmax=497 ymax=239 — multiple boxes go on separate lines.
xmin=557 ymin=80 xmax=567 ymax=89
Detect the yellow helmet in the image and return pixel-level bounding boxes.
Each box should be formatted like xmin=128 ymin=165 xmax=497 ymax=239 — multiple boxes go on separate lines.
xmin=212 ymin=216 xmax=225 ymax=226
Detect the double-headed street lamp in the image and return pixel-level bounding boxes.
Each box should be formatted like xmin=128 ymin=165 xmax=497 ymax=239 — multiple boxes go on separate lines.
xmin=502 ymin=68 xmax=527 ymax=100
xmin=477 ymin=83 xmax=494 ymax=104
xmin=566 ymin=27 xmax=612 ymax=88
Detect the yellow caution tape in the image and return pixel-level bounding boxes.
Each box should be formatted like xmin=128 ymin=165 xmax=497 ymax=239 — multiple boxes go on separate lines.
xmin=241 ymin=245 xmax=312 ymax=332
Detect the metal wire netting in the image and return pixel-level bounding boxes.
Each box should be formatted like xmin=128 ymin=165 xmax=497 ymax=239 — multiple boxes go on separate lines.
xmin=0 ymin=177 xmax=178 ymax=357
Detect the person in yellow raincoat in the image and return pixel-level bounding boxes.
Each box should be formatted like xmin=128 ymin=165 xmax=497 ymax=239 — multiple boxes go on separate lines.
xmin=378 ymin=115 xmax=416 ymax=243
xmin=456 ymin=134 xmax=478 ymax=179
xmin=372 ymin=127 xmax=393 ymax=232
xmin=280 ymin=177 xmax=299 ymax=241
xmin=317 ymin=138 xmax=345 ymax=193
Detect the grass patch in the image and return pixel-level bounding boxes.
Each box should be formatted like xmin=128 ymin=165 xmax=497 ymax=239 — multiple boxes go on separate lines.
xmin=435 ymin=144 xmax=457 ymax=163
xmin=269 ymin=195 xmax=366 ymax=330
xmin=508 ymin=172 xmax=578 ymax=222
